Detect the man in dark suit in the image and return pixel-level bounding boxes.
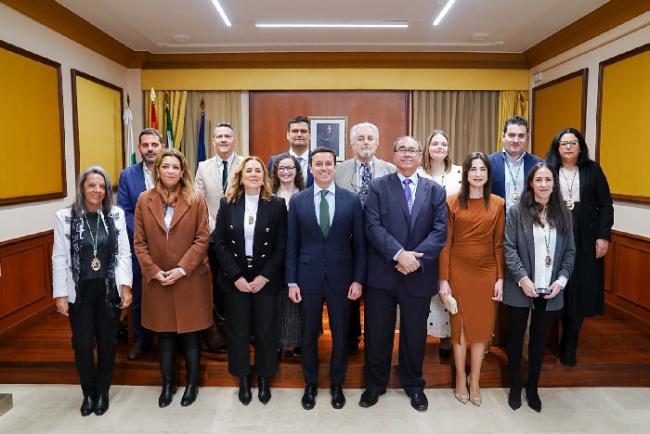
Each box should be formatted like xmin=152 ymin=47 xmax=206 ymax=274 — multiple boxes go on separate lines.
xmin=489 ymin=116 xmax=542 ymax=213
xmin=360 ymin=136 xmax=447 ymax=412
xmin=268 ymin=115 xmax=314 ymax=187
xmin=117 ymin=128 xmax=163 ymax=360
xmin=286 ymin=147 xmax=367 ymax=410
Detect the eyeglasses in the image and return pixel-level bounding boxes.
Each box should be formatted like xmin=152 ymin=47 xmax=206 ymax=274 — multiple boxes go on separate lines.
xmin=278 ymin=166 xmax=296 ymax=172
xmin=394 ymin=147 xmax=421 ymax=155
xmin=559 ymin=140 xmax=579 ymax=148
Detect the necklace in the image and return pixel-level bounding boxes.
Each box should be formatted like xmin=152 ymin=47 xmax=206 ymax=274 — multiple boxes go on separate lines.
xmin=84 ymin=214 xmax=102 ymax=271
xmin=245 ymin=197 xmax=258 ymax=225
xmin=541 ymin=209 xmax=552 ymax=268
xmin=504 ymin=154 xmax=523 ymax=203
xmin=560 ymin=167 xmax=578 ymax=210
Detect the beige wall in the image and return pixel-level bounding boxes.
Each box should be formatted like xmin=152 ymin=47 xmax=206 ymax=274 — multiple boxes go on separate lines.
xmin=0 ymin=3 xmax=143 ymax=242
xmin=529 ymin=11 xmax=650 ymax=238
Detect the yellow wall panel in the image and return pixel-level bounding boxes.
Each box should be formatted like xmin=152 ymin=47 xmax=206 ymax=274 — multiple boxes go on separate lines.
xmin=0 ymin=42 xmax=64 ymax=204
xmin=141 ymin=68 xmax=529 ymax=91
xmin=598 ymin=45 xmax=650 ymax=201
xmin=74 ymin=73 xmax=123 ymax=185
xmin=532 ymin=71 xmax=586 ymax=159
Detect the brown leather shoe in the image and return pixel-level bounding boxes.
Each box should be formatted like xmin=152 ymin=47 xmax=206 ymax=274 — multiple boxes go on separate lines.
xmin=127 ymin=340 xmax=150 ymax=360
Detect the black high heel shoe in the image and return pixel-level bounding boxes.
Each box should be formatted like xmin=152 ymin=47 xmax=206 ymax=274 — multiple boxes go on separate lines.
xmin=258 ymin=377 xmax=271 ymax=404
xmin=158 ymin=383 xmax=177 ymax=408
xmin=239 ymin=375 xmax=252 ymax=405
xmin=180 ymin=384 xmax=198 ymax=407
xmin=80 ymin=394 xmax=95 ymax=417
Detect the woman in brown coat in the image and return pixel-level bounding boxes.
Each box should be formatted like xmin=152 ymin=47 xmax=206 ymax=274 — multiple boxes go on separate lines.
xmin=134 ymin=149 xmax=211 ymax=408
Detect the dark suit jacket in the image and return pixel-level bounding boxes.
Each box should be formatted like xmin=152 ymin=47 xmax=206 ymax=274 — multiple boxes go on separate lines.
xmin=268 ymin=151 xmax=313 ymax=187
xmin=574 ymin=161 xmax=614 ymax=252
xmin=364 ymin=173 xmax=447 ymax=297
xmin=211 ymin=196 xmax=288 ymax=294
xmin=117 ymin=162 xmax=147 ymax=272
xmin=489 ymin=151 xmax=542 ymax=198
xmin=285 ymin=185 xmax=366 ymax=295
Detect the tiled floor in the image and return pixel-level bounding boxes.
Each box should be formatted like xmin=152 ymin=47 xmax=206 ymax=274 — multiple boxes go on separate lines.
xmin=0 ymin=384 xmax=648 ymax=433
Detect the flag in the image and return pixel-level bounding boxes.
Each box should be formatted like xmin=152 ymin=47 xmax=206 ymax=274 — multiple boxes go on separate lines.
xmin=165 ymin=105 xmax=174 ymax=149
xmin=197 ymin=111 xmax=206 ymax=165
xmin=123 ymin=105 xmax=136 ymax=165
xmin=149 ymin=88 xmax=158 ymax=129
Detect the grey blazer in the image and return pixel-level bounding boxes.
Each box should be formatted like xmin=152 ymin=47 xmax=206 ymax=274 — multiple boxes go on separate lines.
xmin=503 ymin=204 xmax=575 ymax=311
xmin=334 ymin=157 xmax=397 ymax=193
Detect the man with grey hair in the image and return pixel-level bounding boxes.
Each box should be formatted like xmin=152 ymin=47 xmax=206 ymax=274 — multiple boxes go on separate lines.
xmin=195 ymin=122 xmax=243 ymax=352
xmin=360 ymin=136 xmax=447 ymax=412
xmin=335 ymin=122 xmax=396 ymax=351
xmin=118 ymin=128 xmax=164 ymax=360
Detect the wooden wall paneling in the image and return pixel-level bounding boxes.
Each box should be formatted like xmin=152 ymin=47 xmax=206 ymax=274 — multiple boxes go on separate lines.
xmin=0 ymin=231 xmax=54 ymax=335
xmin=249 ymin=91 xmax=409 ymax=164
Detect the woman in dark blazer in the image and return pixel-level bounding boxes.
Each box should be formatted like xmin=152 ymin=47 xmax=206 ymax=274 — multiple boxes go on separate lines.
xmin=503 ymin=162 xmax=575 ymax=413
xmin=212 ymin=156 xmax=288 ymax=406
xmin=546 ymin=128 xmax=614 ymax=367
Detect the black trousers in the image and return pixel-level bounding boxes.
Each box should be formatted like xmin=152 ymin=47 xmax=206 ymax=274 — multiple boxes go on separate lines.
xmin=208 ymin=247 xmax=225 ymax=317
xmin=348 ymin=296 xmax=362 ymax=345
xmin=559 ymin=315 xmax=584 ymax=365
xmin=507 ymin=299 xmax=558 ymax=391
xmin=363 ymin=285 xmax=430 ymax=395
xmin=131 ymin=263 xmax=152 ymax=345
xmin=224 ymin=291 xmax=278 ymax=378
xmin=68 ymin=279 xmax=119 ymax=396
xmin=301 ymin=282 xmax=350 ymax=385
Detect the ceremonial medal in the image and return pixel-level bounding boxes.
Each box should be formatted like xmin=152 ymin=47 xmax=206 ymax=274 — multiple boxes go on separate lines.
xmin=248 ymin=215 xmax=255 ymax=225
xmin=512 ymin=191 xmax=519 ymax=203
xmin=90 ymin=256 xmax=101 ymax=271
xmin=544 ymin=255 xmax=552 ymax=268
xmin=566 ymin=199 xmax=575 ymax=210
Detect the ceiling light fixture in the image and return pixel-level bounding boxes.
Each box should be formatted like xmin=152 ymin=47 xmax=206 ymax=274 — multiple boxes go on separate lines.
xmin=255 ymin=22 xmax=408 ymax=29
xmin=211 ymin=0 xmax=232 ymax=27
xmin=433 ymin=0 xmax=457 ymax=26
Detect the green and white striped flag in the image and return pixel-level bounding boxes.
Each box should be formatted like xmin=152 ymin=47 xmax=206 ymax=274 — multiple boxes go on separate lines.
xmin=165 ymin=105 xmax=174 ymax=149
xmin=123 ymin=105 xmax=136 ymax=165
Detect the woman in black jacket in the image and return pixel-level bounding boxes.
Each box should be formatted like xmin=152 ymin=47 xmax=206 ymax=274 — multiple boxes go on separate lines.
xmin=546 ymin=128 xmax=614 ymax=367
xmin=211 ymin=156 xmax=288 ymax=405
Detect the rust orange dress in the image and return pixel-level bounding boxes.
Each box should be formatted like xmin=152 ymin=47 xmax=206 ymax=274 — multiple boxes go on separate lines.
xmin=439 ymin=194 xmax=505 ymax=344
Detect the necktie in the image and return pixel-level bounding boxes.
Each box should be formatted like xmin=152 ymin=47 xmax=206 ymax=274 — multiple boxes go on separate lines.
xmin=359 ymin=163 xmax=372 ymax=208
xmin=221 ymin=160 xmax=228 ymax=193
xmin=319 ymin=190 xmax=330 ymax=236
xmin=403 ymin=179 xmax=413 ymax=214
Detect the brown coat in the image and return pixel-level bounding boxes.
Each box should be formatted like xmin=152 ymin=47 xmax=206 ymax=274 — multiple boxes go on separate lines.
xmin=134 ymin=189 xmax=212 ymax=333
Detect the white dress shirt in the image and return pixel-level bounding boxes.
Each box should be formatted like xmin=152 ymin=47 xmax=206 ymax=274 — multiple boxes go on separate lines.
xmin=502 ymin=149 xmax=526 ymax=212
xmin=244 ymin=194 xmax=259 ymax=256
xmin=290 ymin=149 xmax=310 ymax=183
xmin=559 ymin=167 xmax=581 ymax=203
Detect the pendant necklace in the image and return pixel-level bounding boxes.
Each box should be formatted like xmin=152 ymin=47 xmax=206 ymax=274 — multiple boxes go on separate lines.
xmin=85 ymin=214 xmax=102 ymax=271
xmin=504 ymin=155 xmax=523 ymax=203
xmin=561 ymin=167 xmax=578 ymax=210
xmin=542 ymin=210 xmax=552 ymax=268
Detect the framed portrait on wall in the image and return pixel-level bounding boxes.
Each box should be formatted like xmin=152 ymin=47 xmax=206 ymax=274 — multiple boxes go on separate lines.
xmin=309 ymin=116 xmax=347 ymax=161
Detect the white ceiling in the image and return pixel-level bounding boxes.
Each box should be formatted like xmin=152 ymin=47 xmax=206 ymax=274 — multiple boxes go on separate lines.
xmin=55 ymin=0 xmax=608 ymax=54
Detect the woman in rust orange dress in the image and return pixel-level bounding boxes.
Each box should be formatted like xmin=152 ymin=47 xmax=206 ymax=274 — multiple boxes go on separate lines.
xmin=438 ymin=152 xmax=505 ymax=407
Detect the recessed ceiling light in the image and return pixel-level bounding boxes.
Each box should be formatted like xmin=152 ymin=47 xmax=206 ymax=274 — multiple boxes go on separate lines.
xmin=171 ymin=34 xmax=191 ymax=43
xmin=433 ymin=0 xmax=457 ymax=26
xmin=211 ymin=0 xmax=232 ymax=27
xmin=255 ymin=21 xmax=408 ymax=29
xmin=471 ymin=32 xmax=490 ymax=41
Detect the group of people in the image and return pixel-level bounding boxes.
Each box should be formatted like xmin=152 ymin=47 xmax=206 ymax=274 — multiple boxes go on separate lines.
xmin=51 ymin=114 xmax=613 ymax=417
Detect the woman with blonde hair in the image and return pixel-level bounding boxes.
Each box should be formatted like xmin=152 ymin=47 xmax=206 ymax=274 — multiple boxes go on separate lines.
xmin=212 ymin=156 xmax=288 ymax=405
xmin=135 ymin=149 xmax=212 ymax=408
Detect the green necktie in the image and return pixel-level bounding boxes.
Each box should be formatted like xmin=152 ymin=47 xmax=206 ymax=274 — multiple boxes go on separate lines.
xmin=319 ymin=189 xmax=330 ymax=236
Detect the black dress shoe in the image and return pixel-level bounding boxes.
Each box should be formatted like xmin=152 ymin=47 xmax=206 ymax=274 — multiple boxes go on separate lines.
xmin=409 ymin=391 xmax=428 ymax=412
xmin=526 ymin=387 xmax=542 ymax=413
xmin=94 ymin=393 xmax=109 ymax=416
xmin=180 ymin=384 xmax=198 ymax=407
xmin=301 ymin=384 xmax=317 ymax=410
xmin=359 ymin=389 xmax=384 ymax=408
xmin=127 ymin=340 xmax=150 ymax=361
xmin=258 ymin=377 xmax=271 ymax=404
xmin=239 ymin=376 xmax=252 ymax=406
xmin=508 ymin=386 xmax=522 ymax=410
xmin=80 ymin=394 xmax=95 ymax=417
xmin=330 ymin=384 xmax=345 ymax=409
xmin=158 ymin=383 xmax=177 ymax=408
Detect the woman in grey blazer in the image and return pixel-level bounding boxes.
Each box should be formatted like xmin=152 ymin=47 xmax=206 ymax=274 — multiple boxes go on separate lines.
xmin=503 ymin=162 xmax=575 ymax=413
